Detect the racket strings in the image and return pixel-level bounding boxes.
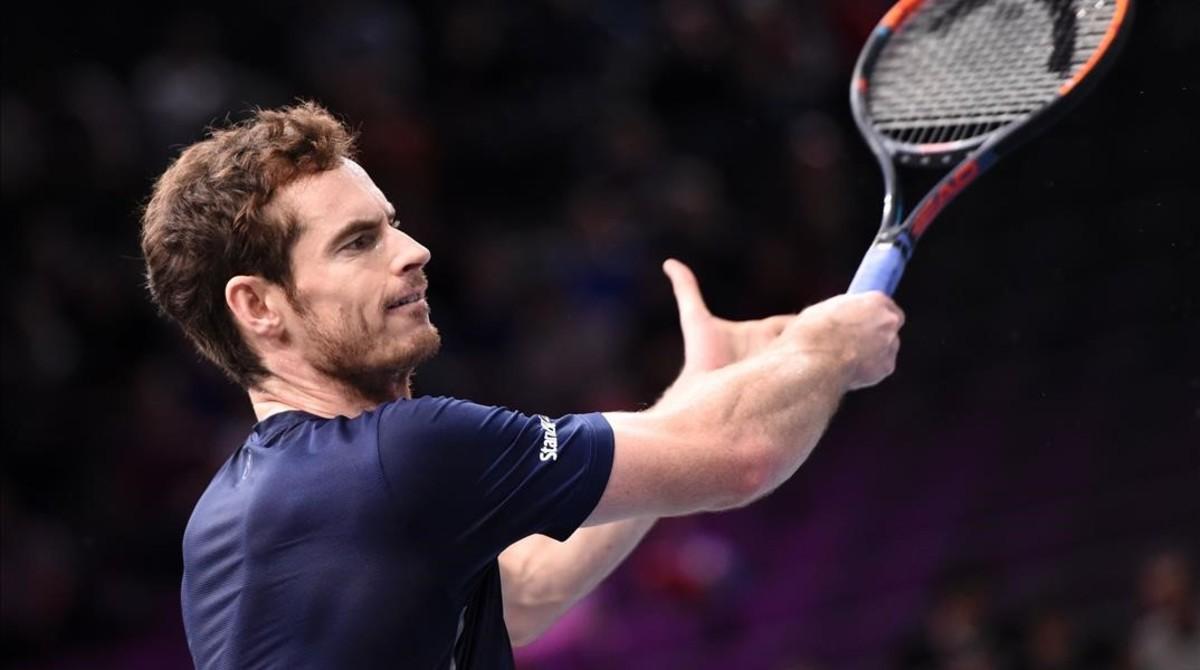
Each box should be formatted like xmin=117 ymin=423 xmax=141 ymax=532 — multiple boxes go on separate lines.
xmin=867 ymin=0 xmax=1117 ymax=147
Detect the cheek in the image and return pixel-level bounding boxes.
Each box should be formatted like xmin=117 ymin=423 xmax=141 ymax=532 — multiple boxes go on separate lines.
xmin=292 ymin=268 xmax=385 ymax=334
xmin=323 ymin=296 xmax=380 ymax=343
xmin=353 ymin=302 xmax=376 ymax=334
xmin=322 ymin=300 xmax=372 ymax=336
xmin=299 ymin=280 xmax=374 ymax=320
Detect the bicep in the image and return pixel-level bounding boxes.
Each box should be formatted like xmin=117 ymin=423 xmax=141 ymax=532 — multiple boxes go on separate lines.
xmin=582 ymin=410 xmax=757 ymax=526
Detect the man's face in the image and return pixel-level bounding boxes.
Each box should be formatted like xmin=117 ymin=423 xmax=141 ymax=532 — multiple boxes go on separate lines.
xmin=274 ymin=159 xmax=440 ymax=402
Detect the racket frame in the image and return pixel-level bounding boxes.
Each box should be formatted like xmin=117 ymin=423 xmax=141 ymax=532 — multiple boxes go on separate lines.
xmin=847 ymin=0 xmax=1133 ymax=295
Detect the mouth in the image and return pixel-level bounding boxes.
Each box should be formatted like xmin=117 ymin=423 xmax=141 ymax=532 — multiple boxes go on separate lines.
xmin=385 ymin=288 xmax=427 ymax=311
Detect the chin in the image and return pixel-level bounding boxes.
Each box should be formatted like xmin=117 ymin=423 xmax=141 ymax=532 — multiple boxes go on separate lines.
xmin=372 ymin=324 xmax=439 ymax=372
xmin=402 ymin=323 xmax=441 ymax=367
xmin=311 ymin=323 xmax=442 ymax=405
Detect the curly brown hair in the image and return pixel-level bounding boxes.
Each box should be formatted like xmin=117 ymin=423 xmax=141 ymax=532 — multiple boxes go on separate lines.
xmin=141 ymin=101 xmax=358 ymax=388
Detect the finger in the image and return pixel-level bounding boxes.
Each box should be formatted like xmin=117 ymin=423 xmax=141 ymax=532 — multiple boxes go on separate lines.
xmin=662 ymin=259 xmax=711 ymax=322
xmin=874 ymin=294 xmax=904 ymax=326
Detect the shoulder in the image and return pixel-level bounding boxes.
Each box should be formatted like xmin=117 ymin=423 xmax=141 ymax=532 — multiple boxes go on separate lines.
xmin=375 ymin=395 xmax=530 ymax=440
xmin=377 ymin=395 xmax=476 ymax=420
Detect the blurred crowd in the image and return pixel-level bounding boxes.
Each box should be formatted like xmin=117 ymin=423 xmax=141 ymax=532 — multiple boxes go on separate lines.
xmin=2 ymin=1 xmax=1196 ymax=668
xmin=890 ymin=549 xmax=1198 ymax=670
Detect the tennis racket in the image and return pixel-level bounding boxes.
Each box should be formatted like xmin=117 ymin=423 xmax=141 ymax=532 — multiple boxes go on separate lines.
xmin=847 ymin=0 xmax=1134 ymax=295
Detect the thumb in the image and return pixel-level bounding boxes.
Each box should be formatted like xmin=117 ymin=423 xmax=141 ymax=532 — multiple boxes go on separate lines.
xmin=662 ymin=258 xmax=711 ymax=325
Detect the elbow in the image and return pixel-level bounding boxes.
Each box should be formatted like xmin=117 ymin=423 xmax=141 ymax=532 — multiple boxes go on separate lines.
xmin=713 ymin=434 xmax=778 ymax=510
xmin=739 ymin=438 xmax=779 ymax=506
xmin=503 ymin=580 xmax=566 ymax=647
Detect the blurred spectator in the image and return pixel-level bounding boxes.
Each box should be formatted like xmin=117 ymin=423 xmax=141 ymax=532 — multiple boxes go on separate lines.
xmin=1016 ymin=605 xmax=1082 ymax=670
xmin=132 ymin=11 xmax=285 ymax=154
xmin=896 ymin=562 xmax=1015 ymax=670
xmin=1131 ymin=550 xmax=1200 ymax=670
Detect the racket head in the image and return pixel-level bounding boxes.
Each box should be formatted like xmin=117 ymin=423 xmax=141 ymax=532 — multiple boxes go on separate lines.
xmin=851 ymin=0 xmax=1134 ymax=171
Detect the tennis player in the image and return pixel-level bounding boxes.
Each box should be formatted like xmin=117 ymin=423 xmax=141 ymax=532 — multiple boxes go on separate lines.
xmin=140 ymin=102 xmax=902 ymax=669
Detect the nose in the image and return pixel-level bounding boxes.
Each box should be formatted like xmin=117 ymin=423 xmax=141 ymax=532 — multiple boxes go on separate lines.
xmin=387 ymin=228 xmax=431 ymax=276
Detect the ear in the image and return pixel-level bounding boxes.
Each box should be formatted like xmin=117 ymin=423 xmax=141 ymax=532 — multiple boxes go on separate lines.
xmin=225 ymin=275 xmax=286 ymax=338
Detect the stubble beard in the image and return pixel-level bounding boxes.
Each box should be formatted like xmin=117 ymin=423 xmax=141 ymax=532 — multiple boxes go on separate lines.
xmin=298 ymin=301 xmax=441 ymax=406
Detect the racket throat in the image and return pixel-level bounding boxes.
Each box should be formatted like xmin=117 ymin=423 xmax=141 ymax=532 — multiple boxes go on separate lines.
xmin=875 ymin=228 xmax=915 ymax=258
xmin=894 ymin=166 xmax=950 ymax=219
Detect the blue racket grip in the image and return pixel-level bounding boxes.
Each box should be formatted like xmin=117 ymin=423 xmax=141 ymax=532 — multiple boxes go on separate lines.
xmin=847 ymin=242 xmax=907 ymax=296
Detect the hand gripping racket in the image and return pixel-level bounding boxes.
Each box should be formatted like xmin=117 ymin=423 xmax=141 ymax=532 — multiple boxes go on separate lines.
xmin=847 ymin=0 xmax=1134 ymax=295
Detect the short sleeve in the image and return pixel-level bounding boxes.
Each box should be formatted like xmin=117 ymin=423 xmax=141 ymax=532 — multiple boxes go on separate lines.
xmin=375 ymin=396 xmax=614 ymax=562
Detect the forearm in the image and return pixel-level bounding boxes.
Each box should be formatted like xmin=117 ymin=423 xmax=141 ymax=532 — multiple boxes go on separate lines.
xmin=590 ymin=342 xmax=851 ymax=524
xmin=500 ymin=516 xmax=657 ymax=645
xmin=659 ymin=341 xmax=850 ymax=502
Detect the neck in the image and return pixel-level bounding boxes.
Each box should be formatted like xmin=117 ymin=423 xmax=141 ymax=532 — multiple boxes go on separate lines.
xmin=248 ymin=361 xmax=411 ymax=421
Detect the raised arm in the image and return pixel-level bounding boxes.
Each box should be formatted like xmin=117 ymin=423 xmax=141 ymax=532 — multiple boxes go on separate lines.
xmin=500 ymin=259 xmax=807 ymax=644
xmin=499 ymin=260 xmax=902 ymax=644
xmin=587 ymin=277 xmax=903 ymax=525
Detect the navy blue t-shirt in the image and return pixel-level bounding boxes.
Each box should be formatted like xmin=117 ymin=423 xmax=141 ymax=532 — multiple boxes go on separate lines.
xmin=180 ymin=396 xmax=614 ymax=669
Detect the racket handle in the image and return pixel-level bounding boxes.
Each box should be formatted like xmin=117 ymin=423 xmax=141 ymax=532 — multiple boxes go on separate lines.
xmin=848 ymin=242 xmax=907 ymax=296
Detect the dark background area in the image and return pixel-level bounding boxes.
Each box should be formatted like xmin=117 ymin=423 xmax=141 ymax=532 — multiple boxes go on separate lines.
xmin=2 ymin=1 xmax=1196 ymax=668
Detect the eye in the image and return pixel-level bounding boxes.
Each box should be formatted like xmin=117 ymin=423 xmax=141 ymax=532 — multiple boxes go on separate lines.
xmin=389 ymin=216 xmax=402 ymax=230
xmin=343 ymin=232 xmax=378 ymax=252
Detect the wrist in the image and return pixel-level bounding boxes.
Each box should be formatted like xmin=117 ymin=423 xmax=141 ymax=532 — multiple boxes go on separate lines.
xmin=776 ymin=339 xmax=857 ymax=393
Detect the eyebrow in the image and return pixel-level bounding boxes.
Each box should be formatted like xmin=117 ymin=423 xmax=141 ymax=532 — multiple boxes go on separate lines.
xmin=324 ymin=208 xmax=397 ymax=254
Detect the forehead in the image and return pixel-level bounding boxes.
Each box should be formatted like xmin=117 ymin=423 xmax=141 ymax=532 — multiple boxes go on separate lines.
xmin=275 ymin=159 xmax=388 ymax=236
